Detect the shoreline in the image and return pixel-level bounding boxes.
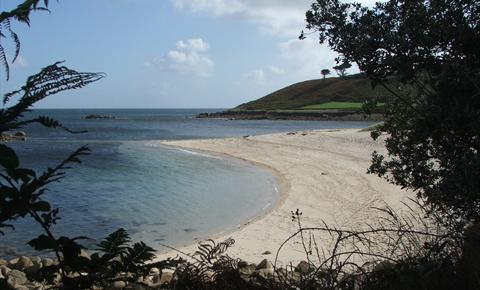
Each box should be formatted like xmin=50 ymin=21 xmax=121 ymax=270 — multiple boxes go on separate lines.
xmin=155 ymin=143 xmax=290 ymax=253
xmin=196 ymin=110 xmax=384 ymax=121
xmin=155 ymin=128 xmax=413 ymax=265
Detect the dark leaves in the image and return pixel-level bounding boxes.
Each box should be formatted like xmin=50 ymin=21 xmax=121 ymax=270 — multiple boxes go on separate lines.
xmin=0 ymin=144 xmax=19 ymax=169
xmin=31 ymin=200 xmax=51 ymax=212
xmin=28 ymin=234 xmax=56 ymax=251
xmin=97 ymin=228 xmax=130 ymax=256
xmin=0 ymin=0 xmax=51 ymax=80
xmin=123 ymin=242 xmax=156 ymax=268
xmin=0 ymin=62 xmax=103 ymax=135
xmin=305 ymin=0 xmax=480 ymax=222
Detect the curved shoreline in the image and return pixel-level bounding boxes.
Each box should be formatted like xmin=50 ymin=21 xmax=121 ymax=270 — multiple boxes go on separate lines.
xmin=156 ymin=143 xmax=290 ymax=250
xmin=156 ymin=129 xmax=412 ymax=265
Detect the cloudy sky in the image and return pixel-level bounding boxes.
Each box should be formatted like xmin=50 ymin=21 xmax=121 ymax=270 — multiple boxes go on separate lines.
xmin=1 ymin=0 xmax=369 ymax=108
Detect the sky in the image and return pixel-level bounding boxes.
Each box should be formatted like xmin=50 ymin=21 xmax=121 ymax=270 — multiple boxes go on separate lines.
xmin=0 ymin=0 xmax=373 ymax=109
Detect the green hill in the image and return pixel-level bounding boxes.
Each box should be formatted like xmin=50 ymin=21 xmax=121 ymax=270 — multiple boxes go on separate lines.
xmin=234 ymin=74 xmax=391 ymax=111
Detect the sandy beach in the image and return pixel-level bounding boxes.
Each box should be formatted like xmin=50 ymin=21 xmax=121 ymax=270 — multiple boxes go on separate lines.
xmin=158 ymin=128 xmax=413 ymax=265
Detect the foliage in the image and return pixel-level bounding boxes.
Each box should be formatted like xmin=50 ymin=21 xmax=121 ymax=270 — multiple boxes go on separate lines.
xmin=332 ymin=62 xmax=351 ymax=77
xmin=153 ymin=206 xmax=464 ymax=290
xmin=305 ymin=0 xmax=480 ymax=224
xmin=26 ymin=229 xmax=179 ymax=289
xmin=0 ymin=0 xmax=51 ymax=80
xmin=321 ymin=68 xmax=331 ymax=79
xmin=0 ymin=62 xmax=103 ymax=238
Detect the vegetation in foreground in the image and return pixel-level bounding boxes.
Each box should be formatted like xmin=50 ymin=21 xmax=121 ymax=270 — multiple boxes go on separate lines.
xmin=1 ymin=0 xmax=480 ymax=289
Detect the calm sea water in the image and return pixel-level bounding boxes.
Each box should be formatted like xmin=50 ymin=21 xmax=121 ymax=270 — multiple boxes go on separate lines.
xmin=1 ymin=109 xmax=374 ymax=257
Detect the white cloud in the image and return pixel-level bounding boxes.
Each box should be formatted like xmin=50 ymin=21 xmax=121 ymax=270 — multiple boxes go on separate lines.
xmin=145 ymin=38 xmax=214 ymax=77
xmin=171 ymin=0 xmax=311 ymax=38
xmin=172 ymin=1 xmax=384 ymax=38
xmin=244 ymin=69 xmax=266 ymax=84
xmin=268 ymin=65 xmax=284 ymax=74
xmin=243 ymin=65 xmax=285 ymax=84
xmin=176 ymin=38 xmax=210 ymax=52
xmin=277 ymin=38 xmax=340 ymax=79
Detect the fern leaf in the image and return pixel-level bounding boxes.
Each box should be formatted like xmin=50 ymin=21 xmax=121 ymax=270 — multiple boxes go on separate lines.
xmin=122 ymin=242 xmax=156 ymax=268
xmin=97 ymin=228 xmax=130 ymax=256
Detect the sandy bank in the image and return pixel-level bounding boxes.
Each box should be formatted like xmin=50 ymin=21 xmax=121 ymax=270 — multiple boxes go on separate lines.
xmin=157 ymin=129 xmax=412 ymax=265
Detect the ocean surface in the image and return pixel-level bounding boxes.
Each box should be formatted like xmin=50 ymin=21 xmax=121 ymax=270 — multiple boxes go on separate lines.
xmin=1 ymin=109 xmax=374 ymax=258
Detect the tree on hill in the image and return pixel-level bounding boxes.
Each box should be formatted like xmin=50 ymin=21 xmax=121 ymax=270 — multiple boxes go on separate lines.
xmin=332 ymin=62 xmax=351 ymax=77
xmin=320 ymin=68 xmax=330 ymax=79
xmin=306 ymin=0 xmax=480 ymax=287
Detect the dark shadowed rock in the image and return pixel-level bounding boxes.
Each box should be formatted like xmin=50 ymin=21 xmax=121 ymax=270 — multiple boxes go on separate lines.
xmin=295 ymin=260 xmax=315 ymax=274
xmin=238 ymin=260 xmax=249 ymax=268
xmin=256 ymin=259 xmax=273 ymax=270
xmin=106 ymin=280 xmax=126 ymax=290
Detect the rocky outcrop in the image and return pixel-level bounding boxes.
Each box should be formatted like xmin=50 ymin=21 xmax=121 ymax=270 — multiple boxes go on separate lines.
xmin=1 ymin=131 xmax=27 ymax=141
xmin=197 ymin=110 xmax=384 ymax=121
xmin=84 ymin=114 xmax=115 ymax=120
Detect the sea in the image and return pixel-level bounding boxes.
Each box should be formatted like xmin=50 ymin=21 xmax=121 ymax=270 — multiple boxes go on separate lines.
xmin=1 ymin=109 xmax=374 ymax=258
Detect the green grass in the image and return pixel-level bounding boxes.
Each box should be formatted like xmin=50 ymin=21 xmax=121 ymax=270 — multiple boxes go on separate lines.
xmin=300 ymin=101 xmax=385 ymax=111
xmin=301 ymin=102 xmax=364 ymax=110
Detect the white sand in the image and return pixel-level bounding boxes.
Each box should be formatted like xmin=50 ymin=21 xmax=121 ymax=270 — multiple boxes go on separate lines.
xmin=157 ymin=129 xmax=413 ymax=265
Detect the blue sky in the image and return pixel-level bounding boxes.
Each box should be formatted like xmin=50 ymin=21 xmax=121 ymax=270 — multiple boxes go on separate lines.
xmin=0 ymin=0 xmax=369 ymax=108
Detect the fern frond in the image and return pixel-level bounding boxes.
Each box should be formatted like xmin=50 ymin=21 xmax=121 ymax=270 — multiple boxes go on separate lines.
xmin=122 ymin=242 xmax=156 ymax=269
xmin=194 ymin=238 xmax=235 ymax=265
xmin=2 ymin=18 xmax=20 ymax=63
xmin=97 ymin=228 xmax=130 ymax=256
xmin=0 ymin=42 xmax=10 ymax=80
xmin=35 ymin=145 xmax=91 ymax=187
xmin=1 ymin=62 xmax=104 ymax=133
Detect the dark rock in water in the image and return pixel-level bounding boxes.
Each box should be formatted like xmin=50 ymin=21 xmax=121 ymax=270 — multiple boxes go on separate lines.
xmin=197 ymin=112 xmax=210 ymax=118
xmin=84 ymin=114 xmax=115 ymax=120
xmin=261 ymin=251 xmax=272 ymax=255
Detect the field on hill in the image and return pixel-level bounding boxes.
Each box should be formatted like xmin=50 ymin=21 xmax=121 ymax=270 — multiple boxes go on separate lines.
xmin=235 ymin=74 xmax=392 ymax=111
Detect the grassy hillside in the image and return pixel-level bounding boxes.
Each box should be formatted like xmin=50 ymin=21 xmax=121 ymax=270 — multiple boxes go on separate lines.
xmin=234 ymin=74 xmax=391 ymax=111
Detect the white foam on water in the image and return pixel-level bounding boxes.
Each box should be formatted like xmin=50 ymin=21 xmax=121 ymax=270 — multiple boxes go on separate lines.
xmin=274 ymin=184 xmax=279 ymax=193
xmin=176 ymin=148 xmax=219 ymax=159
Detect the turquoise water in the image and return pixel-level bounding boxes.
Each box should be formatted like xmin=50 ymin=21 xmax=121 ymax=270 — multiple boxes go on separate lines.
xmin=1 ymin=109 xmax=374 ymax=257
